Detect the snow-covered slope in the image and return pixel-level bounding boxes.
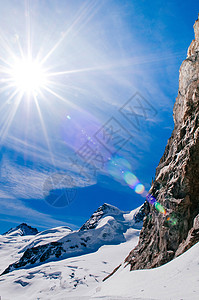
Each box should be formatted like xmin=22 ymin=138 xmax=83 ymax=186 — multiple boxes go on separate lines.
xmin=0 ymin=231 xmax=140 ymax=300
xmin=0 ymin=226 xmax=72 ymax=274
xmin=0 ymin=203 xmax=142 ymax=299
xmin=19 ymin=226 xmax=72 ymax=253
xmin=0 ymin=231 xmax=198 ymax=299
xmin=0 ymin=233 xmax=139 ymax=300
xmin=3 ymin=223 xmax=38 ymax=236
xmin=0 ymin=235 xmax=33 ymax=274
xmin=1 ymin=203 xmax=144 ymax=275
xmin=91 ymin=241 xmax=199 ymax=300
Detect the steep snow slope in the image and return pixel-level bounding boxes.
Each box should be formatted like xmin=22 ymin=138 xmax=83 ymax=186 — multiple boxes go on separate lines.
xmin=92 ymin=242 xmax=199 ymax=300
xmin=2 ymin=204 xmax=143 ymax=274
xmin=0 ymin=235 xmax=198 ymax=299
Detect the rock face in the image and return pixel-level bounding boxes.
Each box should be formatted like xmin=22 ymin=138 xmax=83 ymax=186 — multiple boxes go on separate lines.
xmin=125 ymin=15 xmax=199 ymax=270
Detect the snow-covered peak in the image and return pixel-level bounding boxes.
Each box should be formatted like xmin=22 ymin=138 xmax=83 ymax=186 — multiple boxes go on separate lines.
xmin=79 ymin=203 xmax=124 ymax=231
xmin=3 ymin=223 xmax=38 ymax=236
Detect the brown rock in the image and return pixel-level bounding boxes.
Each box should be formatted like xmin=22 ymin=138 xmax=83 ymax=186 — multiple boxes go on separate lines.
xmin=187 ymin=14 xmax=199 ymax=57
xmin=125 ymin=14 xmax=199 ymax=271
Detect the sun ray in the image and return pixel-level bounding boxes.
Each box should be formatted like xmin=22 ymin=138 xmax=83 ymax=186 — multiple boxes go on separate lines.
xmin=47 ymin=66 xmax=103 ymax=77
xmin=0 ymin=88 xmax=20 ymax=115
xmin=0 ymin=30 xmax=19 ymax=63
xmin=15 ymin=34 xmax=25 ymax=60
xmin=0 ymin=0 xmax=103 ymax=171
xmin=33 ymin=94 xmax=56 ymax=168
xmin=25 ymin=0 xmax=32 ymax=59
xmin=42 ymin=85 xmax=78 ymax=109
xmin=40 ymin=1 xmax=100 ymax=65
xmin=0 ymin=91 xmax=23 ymax=143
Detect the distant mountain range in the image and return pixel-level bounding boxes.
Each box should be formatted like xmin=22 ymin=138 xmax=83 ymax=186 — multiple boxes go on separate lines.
xmin=1 ymin=203 xmax=144 ymax=275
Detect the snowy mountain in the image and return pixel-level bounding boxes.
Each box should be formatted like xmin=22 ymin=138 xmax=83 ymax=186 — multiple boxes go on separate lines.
xmin=0 ymin=203 xmax=198 ymax=299
xmin=0 ymin=218 xmax=198 ymax=299
xmin=0 ymin=203 xmax=143 ymax=299
xmin=80 ymin=203 xmax=144 ymax=231
xmin=3 ymin=223 xmax=38 ymax=236
xmin=0 ymin=226 xmax=72 ymax=275
xmin=0 ymin=227 xmax=140 ymax=300
xmin=1 ymin=203 xmax=144 ymax=275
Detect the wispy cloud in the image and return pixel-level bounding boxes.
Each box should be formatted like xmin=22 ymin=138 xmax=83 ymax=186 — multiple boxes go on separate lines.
xmin=0 ymin=0 xmax=187 ymax=230
xmin=0 ymin=195 xmax=78 ymax=230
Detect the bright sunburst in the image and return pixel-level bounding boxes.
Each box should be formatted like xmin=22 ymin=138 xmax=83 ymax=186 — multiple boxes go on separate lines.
xmin=9 ymin=57 xmax=48 ymax=95
xmin=0 ymin=0 xmax=102 ymax=165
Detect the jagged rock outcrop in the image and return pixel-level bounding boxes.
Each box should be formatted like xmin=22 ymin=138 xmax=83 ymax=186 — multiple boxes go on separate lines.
xmin=125 ymin=15 xmax=199 ymax=270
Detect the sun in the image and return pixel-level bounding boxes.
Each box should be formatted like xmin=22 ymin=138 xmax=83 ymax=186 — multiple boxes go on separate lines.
xmin=9 ymin=57 xmax=48 ymax=95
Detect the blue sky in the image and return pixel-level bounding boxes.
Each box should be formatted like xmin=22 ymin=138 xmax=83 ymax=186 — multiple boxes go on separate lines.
xmin=0 ymin=0 xmax=198 ymax=233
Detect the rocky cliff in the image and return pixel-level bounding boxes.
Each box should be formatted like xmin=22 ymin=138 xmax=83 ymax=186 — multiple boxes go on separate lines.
xmin=125 ymin=15 xmax=199 ymax=270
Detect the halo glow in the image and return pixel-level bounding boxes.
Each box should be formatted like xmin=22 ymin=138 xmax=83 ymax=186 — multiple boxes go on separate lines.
xmin=10 ymin=58 xmax=47 ymax=95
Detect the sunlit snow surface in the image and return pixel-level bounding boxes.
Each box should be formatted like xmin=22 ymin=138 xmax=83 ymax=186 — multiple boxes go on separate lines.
xmin=92 ymin=242 xmax=199 ymax=300
xmin=0 ymin=206 xmax=198 ymax=300
xmin=0 ymin=227 xmax=139 ymax=300
xmin=0 ymin=230 xmax=198 ymax=299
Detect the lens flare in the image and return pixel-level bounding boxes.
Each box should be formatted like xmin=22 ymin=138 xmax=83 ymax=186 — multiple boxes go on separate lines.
xmin=146 ymin=193 xmax=156 ymax=205
xmin=123 ymin=171 xmax=139 ymax=188
xmin=105 ymin=154 xmax=177 ymax=225
xmin=106 ymin=156 xmax=131 ymax=180
xmin=167 ymin=216 xmax=177 ymax=225
xmin=155 ymin=202 xmax=166 ymax=215
xmin=134 ymin=183 xmax=145 ymax=194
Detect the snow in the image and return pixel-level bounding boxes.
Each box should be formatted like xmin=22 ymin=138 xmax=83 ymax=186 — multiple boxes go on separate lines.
xmin=91 ymin=242 xmax=199 ymax=300
xmin=0 ymin=228 xmax=140 ymax=300
xmin=19 ymin=226 xmax=72 ymax=253
xmin=0 ymin=226 xmax=72 ymax=274
xmin=0 ymin=205 xmax=198 ymax=300
xmin=123 ymin=207 xmax=141 ymax=222
xmin=96 ymin=216 xmax=115 ymax=229
xmin=0 ymin=235 xmax=33 ymax=274
xmin=123 ymin=206 xmax=144 ymax=229
xmin=2 ymin=204 xmax=143 ymax=273
xmin=1 ymin=238 xmax=198 ymax=300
